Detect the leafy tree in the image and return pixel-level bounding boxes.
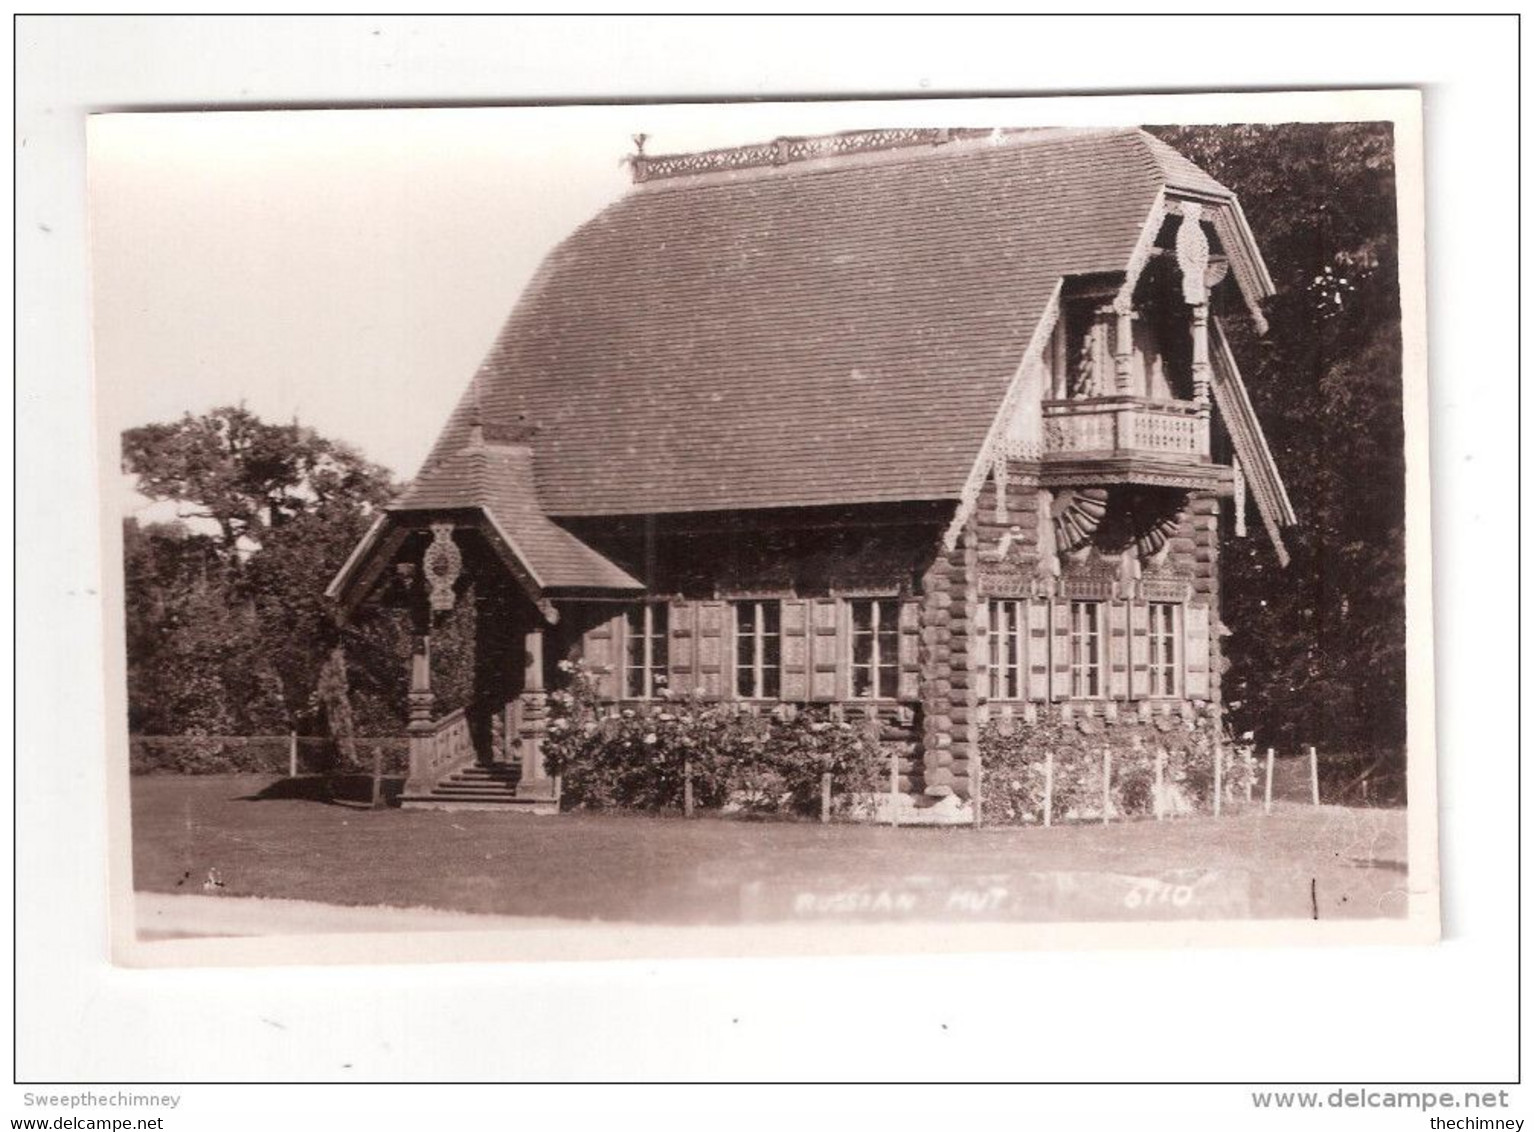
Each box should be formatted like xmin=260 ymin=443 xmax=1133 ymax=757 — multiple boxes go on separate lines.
xmin=122 ymin=404 xmax=394 ymax=558
xmin=122 ymin=408 xmax=405 ymax=740
xmin=1148 ymin=123 xmax=1406 ymax=764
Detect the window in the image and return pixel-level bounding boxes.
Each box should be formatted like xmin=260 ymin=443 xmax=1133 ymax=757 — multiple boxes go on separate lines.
xmin=734 ymin=601 xmax=781 ymax=699
xmin=623 ymin=603 xmax=668 ymax=699
xmin=1148 ymin=601 xmax=1180 ymax=697
xmin=988 ymin=598 xmax=1028 ymax=700
xmin=1069 ymin=600 xmax=1104 ymax=698
xmin=850 ymin=598 xmax=899 ymax=700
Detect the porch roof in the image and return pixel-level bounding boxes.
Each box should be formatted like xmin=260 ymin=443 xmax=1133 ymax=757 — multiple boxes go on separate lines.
xmin=392 ymin=440 xmax=643 ymax=592
xmin=325 ymin=437 xmax=641 ymax=615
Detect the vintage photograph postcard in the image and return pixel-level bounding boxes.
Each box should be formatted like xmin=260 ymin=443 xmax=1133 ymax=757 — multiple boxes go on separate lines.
xmin=90 ymin=91 xmax=1435 ymax=966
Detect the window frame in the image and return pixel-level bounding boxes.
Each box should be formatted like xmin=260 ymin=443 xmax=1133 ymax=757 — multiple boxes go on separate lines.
xmin=848 ymin=596 xmax=900 ymax=701
xmin=1068 ymin=599 xmax=1106 ymax=699
xmin=987 ymin=597 xmax=1029 ymax=702
xmin=1147 ymin=600 xmax=1182 ymax=698
xmin=733 ymin=599 xmax=782 ymax=701
xmin=621 ymin=601 xmax=669 ymax=700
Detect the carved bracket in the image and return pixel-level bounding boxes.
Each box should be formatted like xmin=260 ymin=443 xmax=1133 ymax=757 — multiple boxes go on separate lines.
xmin=423 ymin=522 xmax=463 ymax=612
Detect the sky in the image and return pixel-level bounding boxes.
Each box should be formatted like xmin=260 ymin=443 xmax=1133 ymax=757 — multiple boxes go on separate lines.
xmin=90 ymin=101 xmax=1012 ymax=517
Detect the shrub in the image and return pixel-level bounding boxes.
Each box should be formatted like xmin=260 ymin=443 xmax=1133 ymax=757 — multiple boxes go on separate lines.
xmin=978 ymin=704 xmax=1247 ymax=824
xmin=544 ymin=663 xmax=884 ymax=817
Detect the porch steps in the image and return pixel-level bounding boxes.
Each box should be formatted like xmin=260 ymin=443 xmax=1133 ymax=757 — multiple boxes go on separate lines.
xmin=399 ymin=763 xmax=558 ymax=814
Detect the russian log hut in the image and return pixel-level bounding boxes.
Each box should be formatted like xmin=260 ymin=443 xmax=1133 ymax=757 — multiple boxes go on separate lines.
xmin=326 ymin=126 xmax=1295 ymax=815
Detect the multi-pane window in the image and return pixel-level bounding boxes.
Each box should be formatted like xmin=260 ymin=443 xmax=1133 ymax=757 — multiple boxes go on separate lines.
xmin=1148 ymin=602 xmax=1180 ymax=697
xmin=988 ymin=599 xmax=1028 ymax=700
xmin=1069 ymin=600 xmax=1104 ymax=698
xmin=734 ymin=601 xmax=781 ymax=699
xmin=623 ymin=603 xmax=668 ymax=699
xmin=850 ymin=598 xmax=899 ymax=700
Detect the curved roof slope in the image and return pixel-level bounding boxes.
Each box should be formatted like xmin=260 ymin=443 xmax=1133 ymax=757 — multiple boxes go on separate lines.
xmin=416 ymin=127 xmax=1234 ymax=517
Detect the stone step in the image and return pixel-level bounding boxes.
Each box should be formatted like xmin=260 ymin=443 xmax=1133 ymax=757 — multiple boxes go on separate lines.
xmin=434 ymin=781 xmax=522 ymax=793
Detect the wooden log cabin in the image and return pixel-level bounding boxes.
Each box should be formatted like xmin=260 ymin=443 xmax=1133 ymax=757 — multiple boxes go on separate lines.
xmin=327 ymin=126 xmax=1295 ymax=814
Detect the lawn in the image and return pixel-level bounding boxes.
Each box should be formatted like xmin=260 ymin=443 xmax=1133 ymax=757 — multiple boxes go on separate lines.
xmin=131 ymin=774 xmax=1410 ymax=925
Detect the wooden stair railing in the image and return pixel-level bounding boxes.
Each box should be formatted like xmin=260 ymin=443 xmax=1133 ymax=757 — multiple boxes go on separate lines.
xmin=404 ymin=706 xmax=476 ymax=796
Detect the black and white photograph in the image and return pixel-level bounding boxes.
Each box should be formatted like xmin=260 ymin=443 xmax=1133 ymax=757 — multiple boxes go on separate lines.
xmin=16 ymin=12 xmax=1518 ymax=1107
xmin=90 ymin=95 xmax=1434 ymax=956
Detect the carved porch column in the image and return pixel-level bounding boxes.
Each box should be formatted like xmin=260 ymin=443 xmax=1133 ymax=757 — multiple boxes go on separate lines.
xmin=514 ymin=626 xmax=557 ymax=801
xmin=405 ymin=626 xmax=436 ymax=793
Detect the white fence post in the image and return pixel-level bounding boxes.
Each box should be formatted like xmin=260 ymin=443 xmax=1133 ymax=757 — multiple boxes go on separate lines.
xmin=1101 ymin=746 xmax=1111 ymax=826
xmin=1043 ymin=749 xmax=1054 ymax=828
xmin=1264 ymin=746 xmax=1275 ymax=815
xmin=1308 ymin=744 xmax=1320 ymax=807
xmin=288 ymin=730 xmax=298 ymax=778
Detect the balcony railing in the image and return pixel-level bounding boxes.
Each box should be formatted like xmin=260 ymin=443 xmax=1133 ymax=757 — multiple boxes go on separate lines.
xmin=1041 ymin=397 xmax=1210 ymax=461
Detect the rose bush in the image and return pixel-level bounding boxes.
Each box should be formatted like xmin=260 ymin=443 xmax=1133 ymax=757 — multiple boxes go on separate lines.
xmin=978 ymin=704 xmax=1252 ymax=825
xmin=544 ymin=662 xmax=884 ymax=817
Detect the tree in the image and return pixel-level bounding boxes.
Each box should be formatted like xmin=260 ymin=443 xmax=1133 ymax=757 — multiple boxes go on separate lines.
xmin=1147 ymin=123 xmax=1406 ymax=763
xmin=122 ymin=407 xmax=403 ymax=739
xmin=122 ymin=405 xmax=394 ymax=559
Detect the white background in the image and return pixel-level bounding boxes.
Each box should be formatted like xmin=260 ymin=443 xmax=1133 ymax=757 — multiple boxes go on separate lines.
xmin=9 ymin=12 xmax=1524 ymax=1124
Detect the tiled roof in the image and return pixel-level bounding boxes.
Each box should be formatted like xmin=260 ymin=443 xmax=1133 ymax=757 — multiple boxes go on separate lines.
xmin=393 ymin=441 xmax=641 ymax=591
xmin=419 ymin=127 xmax=1235 ymax=516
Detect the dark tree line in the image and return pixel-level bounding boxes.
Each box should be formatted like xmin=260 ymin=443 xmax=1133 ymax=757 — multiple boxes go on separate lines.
xmin=1149 ymin=123 xmax=1406 ymax=762
xmin=122 ymin=124 xmax=1408 ymax=768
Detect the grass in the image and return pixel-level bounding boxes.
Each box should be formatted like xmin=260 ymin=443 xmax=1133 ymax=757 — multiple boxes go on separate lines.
xmin=131 ymin=774 xmax=1410 ymax=924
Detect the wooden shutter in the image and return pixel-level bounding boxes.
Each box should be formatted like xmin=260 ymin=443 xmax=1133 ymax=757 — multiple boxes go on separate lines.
xmin=809 ymin=597 xmax=840 ymax=702
xmin=974 ymin=598 xmax=991 ymax=702
xmin=668 ymin=601 xmax=697 ymax=696
xmin=1108 ymin=601 xmax=1129 ymax=699
xmin=898 ymin=598 xmax=922 ymax=702
xmin=1050 ymin=600 xmax=1071 ymax=700
xmin=581 ymin=612 xmax=624 ymax=701
xmin=1027 ymin=600 xmax=1051 ymax=701
xmin=780 ymin=598 xmax=810 ymax=702
xmin=1129 ymin=602 xmax=1150 ymax=699
xmin=696 ymin=600 xmax=726 ymax=699
xmin=1184 ymin=603 xmax=1211 ymax=699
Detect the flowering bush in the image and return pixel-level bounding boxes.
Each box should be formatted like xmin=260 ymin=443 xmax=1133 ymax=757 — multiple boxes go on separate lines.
xmin=978 ymin=704 xmax=1251 ymax=824
xmin=544 ymin=662 xmax=883 ymax=817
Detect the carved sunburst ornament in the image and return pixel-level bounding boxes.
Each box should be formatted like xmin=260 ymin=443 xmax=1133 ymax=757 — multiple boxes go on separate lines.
xmin=1052 ymin=488 xmax=1110 ymax=554
xmin=423 ymin=523 xmax=463 ymax=611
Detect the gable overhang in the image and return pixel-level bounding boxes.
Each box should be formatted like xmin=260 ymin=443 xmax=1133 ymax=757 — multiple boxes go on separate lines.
xmin=325 ymin=504 xmax=643 ymax=624
xmin=943 ymin=280 xmax=1063 ymax=551
xmin=1114 ymin=188 xmax=1276 ymax=334
xmin=1211 ymin=316 xmax=1297 ymax=565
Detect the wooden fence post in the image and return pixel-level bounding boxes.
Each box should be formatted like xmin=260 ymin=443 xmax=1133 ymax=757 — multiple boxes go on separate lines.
xmin=289 ymin=730 xmax=298 ymax=778
xmin=1101 ymin=746 xmax=1112 ymax=825
xmin=1264 ymin=746 xmax=1275 ymax=815
xmin=1043 ymin=749 xmax=1054 ymax=828
xmin=370 ymin=745 xmax=385 ymax=810
xmin=1244 ymin=749 xmax=1255 ymax=806
xmin=1213 ymin=739 xmax=1223 ymax=817
xmin=684 ymin=758 xmax=694 ymax=818
xmin=820 ymin=771 xmax=831 ymax=824
xmin=973 ymin=762 xmax=983 ymax=829
xmin=1154 ymin=746 xmax=1166 ymax=821
xmin=889 ymin=748 xmax=900 ymax=828
xmin=1308 ymin=744 xmax=1320 ymax=807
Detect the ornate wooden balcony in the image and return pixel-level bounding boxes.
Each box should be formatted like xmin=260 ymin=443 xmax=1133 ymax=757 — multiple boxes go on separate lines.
xmin=1038 ymin=396 xmax=1231 ymax=493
